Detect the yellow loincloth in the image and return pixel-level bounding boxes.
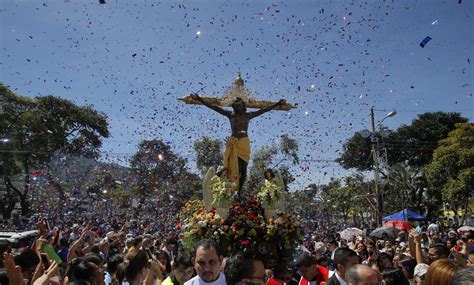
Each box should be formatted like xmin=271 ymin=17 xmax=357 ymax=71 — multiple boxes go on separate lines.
xmin=224 ymin=136 xmax=250 ymax=185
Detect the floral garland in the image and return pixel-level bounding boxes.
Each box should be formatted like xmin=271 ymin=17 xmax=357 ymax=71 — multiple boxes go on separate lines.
xmin=211 ymin=176 xmax=237 ymax=204
xmin=180 ymin=208 xmax=225 ymax=250
xmin=221 ymin=200 xmax=267 ymax=252
xmin=179 ymin=199 xmax=205 ymax=223
xmin=266 ymin=213 xmax=303 ymax=259
xmin=256 ymin=179 xmax=281 ymax=206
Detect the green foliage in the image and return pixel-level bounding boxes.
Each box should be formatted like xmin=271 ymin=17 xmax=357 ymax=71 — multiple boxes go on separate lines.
xmin=337 ymin=112 xmax=468 ymax=171
xmin=246 ymin=134 xmax=299 ymax=194
xmin=0 ymin=84 xmax=109 ymax=217
xmin=130 ymin=139 xmax=200 ymax=214
xmin=287 ymin=183 xmax=321 ymax=226
xmin=130 ymin=140 xmax=187 ymax=196
xmin=280 ymin=134 xmax=299 ymax=164
xmin=319 ymin=174 xmax=372 ymax=224
xmin=193 ymin=137 xmax=223 ymax=176
xmin=392 ymin=112 xmax=467 ymax=167
xmin=337 ymin=131 xmax=373 ymax=171
xmin=383 ymin=163 xmax=428 ymax=214
xmin=246 ymin=145 xmax=278 ymax=193
xmin=424 ymin=123 xmax=474 ymax=224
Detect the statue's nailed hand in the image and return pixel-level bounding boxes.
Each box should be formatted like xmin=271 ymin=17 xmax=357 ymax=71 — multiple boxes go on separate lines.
xmin=190 ymin=93 xmax=203 ymax=102
xmin=278 ymin=99 xmax=286 ymax=105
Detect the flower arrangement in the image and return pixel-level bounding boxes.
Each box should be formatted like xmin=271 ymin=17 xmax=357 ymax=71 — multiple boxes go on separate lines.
xmin=256 ymin=179 xmax=281 ymax=206
xmin=221 ymin=200 xmax=267 ymax=253
xmin=179 ymin=199 xmax=303 ymax=262
xmin=180 ymin=208 xmax=225 ymax=250
xmin=211 ymin=176 xmax=237 ymax=205
xmin=179 ymin=199 xmax=205 ymax=223
xmin=266 ymin=213 xmax=303 ymax=259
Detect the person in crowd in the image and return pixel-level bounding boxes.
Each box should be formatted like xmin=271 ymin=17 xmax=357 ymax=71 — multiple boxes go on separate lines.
xmin=295 ymin=252 xmax=331 ymax=285
xmin=326 ymin=247 xmax=359 ymax=285
xmin=155 ymin=249 xmax=172 ymax=276
xmin=267 ymin=264 xmax=293 ymax=285
xmin=325 ymin=240 xmax=338 ymax=258
xmin=14 ymin=247 xmax=41 ymax=282
xmin=362 ymin=241 xmax=378 ymax=266
xmin=185 ymin=239 xmax=226 ymax=285
xmin=117 ymin=249 xmax=163 ymax=285
xmin=374 ymin=252 xmax=393 ymax=273
xmin=57 ymin=238 xmax=70 ymax=264
xmin=381 ymin=267 xmax=409 ymax=285
xmin=125 ymin=237 xmax=142 ymax=257
xmin=345 ymin=264 xmax=381 ymax=285
xmin=409 ymin=229 xmax=449 ymax=264
xmin=162 ymin=252 xmax=194 ymax=285
xmin=66 ymin=258 xmax=102 ymax=284
xmin=412 ymin=263 xmax=429 ymax=285
xmin=0 ymin=240 xmax=12 ymax=283
xmin=452 ymin=266 xmax=474 ymax=285
xmin=224 ymin=253 xmax=266 ymax=285
xmin=354 ymin=242 xmax=366 ymax=258
xmin=393 ymin=254 xmax=416 ymax=280
xmin=162 ymin=239 xmax=178 ymax=265
xmin=423 ymin=259 xmax=462 ymax=285
xmin=104 ymin=253 xmax=124 ymax=285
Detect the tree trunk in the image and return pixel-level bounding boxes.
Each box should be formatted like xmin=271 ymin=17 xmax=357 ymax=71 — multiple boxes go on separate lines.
xmin=460 ymin=199 xmax=469 ymax=226
xmin=4 ymin=177 xmax=20 ymax=219
xmin=22 ymin=158 xmax=30 ymax=216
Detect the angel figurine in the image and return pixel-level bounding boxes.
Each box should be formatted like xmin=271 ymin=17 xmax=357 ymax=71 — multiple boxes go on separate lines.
xmin=203 ymin=166 xmax=235 ymax=219
xmin=257 ymin=168 xmax=285 ymax=220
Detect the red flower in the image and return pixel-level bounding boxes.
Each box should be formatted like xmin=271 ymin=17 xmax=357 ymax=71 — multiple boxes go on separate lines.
xmin=241 ymin=240 xmax=250 ymax=245
xmin=247 ymin=213 xmax=255 ymax=220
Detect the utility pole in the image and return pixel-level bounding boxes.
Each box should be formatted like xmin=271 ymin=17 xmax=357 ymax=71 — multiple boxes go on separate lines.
xmin=370 ymin=107 xmax=383 ymax=226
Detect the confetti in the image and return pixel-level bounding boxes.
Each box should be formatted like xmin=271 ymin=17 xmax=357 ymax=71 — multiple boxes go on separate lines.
xmin=419 ymin=36 xmax=432 ymax=48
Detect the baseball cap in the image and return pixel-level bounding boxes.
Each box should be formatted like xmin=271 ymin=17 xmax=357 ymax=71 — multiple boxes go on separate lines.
xmin=414 ymin=263 xmax=429 ymax=277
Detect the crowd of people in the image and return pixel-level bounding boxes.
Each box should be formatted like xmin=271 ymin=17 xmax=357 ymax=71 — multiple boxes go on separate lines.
xmin=0 ymin=215 xmax=473 ymax=285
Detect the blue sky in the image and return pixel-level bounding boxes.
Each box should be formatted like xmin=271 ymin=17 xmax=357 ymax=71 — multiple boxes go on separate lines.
xmin=1 ymin=0 xmax=472 ymax=189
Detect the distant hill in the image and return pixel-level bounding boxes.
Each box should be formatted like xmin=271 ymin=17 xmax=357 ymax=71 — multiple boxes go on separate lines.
xmin=48 ymin=154 xmax=134 ymax=195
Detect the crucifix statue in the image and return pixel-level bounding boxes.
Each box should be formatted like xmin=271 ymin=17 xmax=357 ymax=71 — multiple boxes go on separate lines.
xmin=180 ymin=73 xmax=294 ymax=197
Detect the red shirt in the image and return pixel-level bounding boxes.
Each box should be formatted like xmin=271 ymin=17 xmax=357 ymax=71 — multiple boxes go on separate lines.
xmin=298 ymin=265 xmax=330 ymax=285
xmin=267 ymin=277 xmax=284 ymax=285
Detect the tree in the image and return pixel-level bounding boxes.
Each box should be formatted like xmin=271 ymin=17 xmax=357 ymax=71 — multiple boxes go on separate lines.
xmin=424 ymin=123 xmax=474 ymax=225
xmin=336 ymin=131 xmax=373 ymax=171
xmin=0 ymin=84 xmax=109 ymax=218
xmin=383 ymin=163 xmax=428 ymax=214
xmin=392 ymin=112 xmax=468 ymax=167
xmin=246 ymin=134 xmax=299 ymax=194
xmin=337 ymin=112 xmax=468 ymax=171
xmin=288 ymin=183 xmax=322 ymax=227
xmin=130 ymin=140 xmax=187 ymax=197
xmin=318 ymin=174 xmax=372 ymax=226
xmin=130 ymin=139 xmax=200 ymax=224
xmin=193 ymin=137 xmax=223 ymax=176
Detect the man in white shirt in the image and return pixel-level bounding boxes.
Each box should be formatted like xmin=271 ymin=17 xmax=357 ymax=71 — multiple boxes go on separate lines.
xmin=184 ymin=239 xmax=227 ymax=285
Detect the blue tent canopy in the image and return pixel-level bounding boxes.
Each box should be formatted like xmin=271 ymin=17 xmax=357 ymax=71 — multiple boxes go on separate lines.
xmin=383 ymin=209 xmax=428 ymax=221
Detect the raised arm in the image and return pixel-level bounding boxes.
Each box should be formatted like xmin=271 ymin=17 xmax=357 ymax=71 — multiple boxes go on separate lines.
xmin=190 ymin=93 xmax=231 ymax=117
xmin=249 ymin=99 xmax=286 ymax=119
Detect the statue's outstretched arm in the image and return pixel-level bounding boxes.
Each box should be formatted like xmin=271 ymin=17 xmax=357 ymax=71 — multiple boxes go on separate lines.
xmin=249 ymin=99 xmax=286 ymax=119
xmin=191 ymin=93 xmax=231 ymax=117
